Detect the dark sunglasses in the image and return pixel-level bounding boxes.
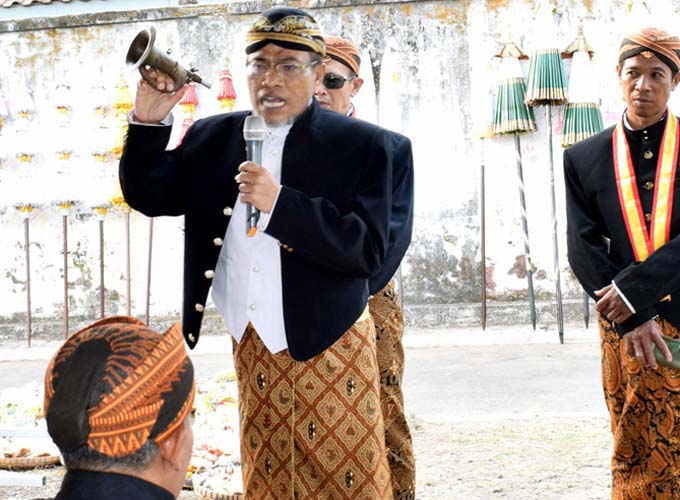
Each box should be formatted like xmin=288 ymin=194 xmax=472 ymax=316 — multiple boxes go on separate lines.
xmin=323 ymin=73 xmax=355 ymax=90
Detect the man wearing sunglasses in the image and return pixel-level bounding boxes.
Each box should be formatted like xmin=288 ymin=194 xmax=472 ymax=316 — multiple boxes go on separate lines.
xmin=316 ymin=36 xmax=416 ymax=500
xmin=120 ymin=8 xmax=396 ymax=499
xmin=315 ymin=36 xmax=364 ymax=116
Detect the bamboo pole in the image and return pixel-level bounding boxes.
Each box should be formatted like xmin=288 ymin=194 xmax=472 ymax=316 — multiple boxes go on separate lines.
xmin=125 ymin=209 xmax=131 ymax=316
xmin=480 ymin=139 xmax=487 ymax=330
xmin=24 ymin=216 xmax=32 ymax=347
xmin=94 ymin=207 xmax=107 ymax=319
xmin=146 ymin=218 xmax=154 ymax=325
xmin=546 ymin=107 xmax=565 ymax=343
xmin=63 ymin=213 xmax=69 ymax=337
xmin=513 ymin=134 xmax=537 ymax=329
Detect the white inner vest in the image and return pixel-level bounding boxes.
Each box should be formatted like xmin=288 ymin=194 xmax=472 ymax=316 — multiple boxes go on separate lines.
xmin=211 ymin=123 xmax=291 ymax=353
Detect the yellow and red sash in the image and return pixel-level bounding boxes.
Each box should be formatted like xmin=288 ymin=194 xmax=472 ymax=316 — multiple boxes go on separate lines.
xmin=612 ymin=110 xmax=679 ymax=263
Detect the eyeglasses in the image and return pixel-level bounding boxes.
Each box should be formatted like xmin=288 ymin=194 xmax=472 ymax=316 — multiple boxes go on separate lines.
xmin=322 ymin=73 xmax=355 ymax=90
xmin=246 ymin=59 xmax=319 ymax=78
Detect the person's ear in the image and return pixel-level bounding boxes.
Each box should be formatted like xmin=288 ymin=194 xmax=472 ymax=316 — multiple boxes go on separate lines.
xmin=158 ymin=423 xmax=187 ymax=470
xmin=351 ymin=77 xmax=364 ymax=97
xmin=313 ymin=60 xmax=325 ymax=86
xmin=672 ymin=71 xmax=680 ymax=91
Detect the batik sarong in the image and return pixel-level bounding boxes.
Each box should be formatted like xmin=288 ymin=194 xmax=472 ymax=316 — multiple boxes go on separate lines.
xmin=369 ymin=282 xmax=416 ymax=500
xmin=233 ymin=315 xmax=393 ymax=499
xmin=600 ymin=314 xmax=680 ymax=499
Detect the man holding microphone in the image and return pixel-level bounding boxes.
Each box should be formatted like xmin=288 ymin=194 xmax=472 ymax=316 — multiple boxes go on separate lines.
xmin=120 ymin=7 xmax=395 ymax=499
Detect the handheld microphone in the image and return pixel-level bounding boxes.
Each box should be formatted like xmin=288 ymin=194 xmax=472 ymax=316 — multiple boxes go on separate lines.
xmin=243 ymin=115 xmax=265 ymax=237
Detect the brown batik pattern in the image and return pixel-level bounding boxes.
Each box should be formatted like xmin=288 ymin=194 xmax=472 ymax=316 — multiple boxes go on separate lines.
xmin=233 ymin=318 xmax=393 ymax=500
xmin=599 ymin=314 xmax=680 ymax=500
xmin=368 ymin=282 xmax=416 ymax=500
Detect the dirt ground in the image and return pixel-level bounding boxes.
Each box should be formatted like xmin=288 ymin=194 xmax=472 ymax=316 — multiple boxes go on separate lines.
xmin=0 ymin=415 xmax=613 ymax=500
xmin=0 ymin=326 xmax=615 ymax=499
xmin=412 ymin=416 xmax=611 ymax=500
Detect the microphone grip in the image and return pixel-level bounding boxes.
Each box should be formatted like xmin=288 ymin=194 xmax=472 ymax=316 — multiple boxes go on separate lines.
xmin=245 ymin=140 xmax=263 ymax=237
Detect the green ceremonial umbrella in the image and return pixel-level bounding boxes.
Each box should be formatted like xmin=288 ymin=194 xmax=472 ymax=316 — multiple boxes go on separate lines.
xmin=561 ymin=26 xmax=603 ymax=147
xmin=525 ymin=28 xmax=568 ymax=343
xmin=493 ymin=39 xmax=538 ymax=329
xmin=562 ymin=25 xmax=603 ymax=328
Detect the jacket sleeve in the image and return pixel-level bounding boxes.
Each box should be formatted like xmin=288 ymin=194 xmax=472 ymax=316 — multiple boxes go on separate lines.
xmin=264 ymin=128 xmax=392 ymax=278
xmin=564 ymin=148 xmax=621 ymax=296
xmin=119 ymin=122 xmax=190 ymax=217
xmin=613 ymin=234 xmax=680 ymax=311
xmin=385 ymin=136 xmax=415 ymax=270
xmin=368 ymin=134 xmax=414 ymax=292
xmin=564 ymin=148 xmax=657 ymax=335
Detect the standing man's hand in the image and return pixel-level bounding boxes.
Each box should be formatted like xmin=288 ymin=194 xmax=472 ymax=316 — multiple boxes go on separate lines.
xmin=236 ymin=162 xmax=280 ymax=213
xmin=623 ymin=319 xmax=672 ymax=368
xmin=595 ymin=284 xmax=633 ymax=324
xmin=133 ymin=69 xmax=188 ymax=124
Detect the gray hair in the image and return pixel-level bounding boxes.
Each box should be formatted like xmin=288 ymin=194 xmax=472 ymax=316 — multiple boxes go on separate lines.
xmin=60 ymin=439 xmax=159 ymax=472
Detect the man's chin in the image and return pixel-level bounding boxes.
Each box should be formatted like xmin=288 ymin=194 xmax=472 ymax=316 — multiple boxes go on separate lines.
xmin=256 ymin=102 xmax=310 ymax=127
xmin=629 ymin=102 xmax=656 ymax=114
xmin=261 ymin=113 xmax=296 ymax=128
xmin=257 ymin=109 xmax=286 ymax=127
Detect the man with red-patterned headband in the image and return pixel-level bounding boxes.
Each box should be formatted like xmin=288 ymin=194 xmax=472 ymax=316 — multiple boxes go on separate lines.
xmin=316 ymin=35 xmax=416 ymax=500
xmin=564 ymin=27 xmax=680 ymax=498
xmin=315 ymin=36 xmax=365 ymax=117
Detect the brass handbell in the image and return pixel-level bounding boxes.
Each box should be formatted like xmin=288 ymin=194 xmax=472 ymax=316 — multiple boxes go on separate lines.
xmin=126 ymin=26 xmax=211 ymax=93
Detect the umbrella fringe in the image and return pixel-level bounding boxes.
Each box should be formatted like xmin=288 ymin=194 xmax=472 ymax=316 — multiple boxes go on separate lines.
xmin=525 ymin=48 xmax=568 ymax=106
xmin=561 ymin=102 xmax=604 ymax=147
xmin=493 ymin=78 xmax=536 ymax=134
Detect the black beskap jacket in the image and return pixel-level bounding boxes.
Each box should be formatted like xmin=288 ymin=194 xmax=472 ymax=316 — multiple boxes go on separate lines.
xmin=564 ymin=116 xmax=680 ymax=335
xmin=120 ymin=99 xmax=392 ymax=360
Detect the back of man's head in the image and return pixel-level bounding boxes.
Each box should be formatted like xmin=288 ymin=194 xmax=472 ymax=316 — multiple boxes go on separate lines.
xmin=44 ymin=316 xmax=195 ymax=473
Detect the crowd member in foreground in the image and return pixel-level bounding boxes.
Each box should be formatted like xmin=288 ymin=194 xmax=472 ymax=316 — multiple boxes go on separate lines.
xmin=45 ymin=316 xmax=195 ymax=500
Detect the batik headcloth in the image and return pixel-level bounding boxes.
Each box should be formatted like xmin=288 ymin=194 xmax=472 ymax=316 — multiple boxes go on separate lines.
xmin=619 ymin=27 xmax=680 ymax=73
xmin=324 ymin=36 xmax=361 ymax=76
xmin=245 ymin=7 xmax=325 ymax=57
xmin=44 ymin=316 xmax=195 ymax=458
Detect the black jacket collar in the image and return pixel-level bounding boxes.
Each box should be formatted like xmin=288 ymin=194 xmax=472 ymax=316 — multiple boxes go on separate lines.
xmin=624 ymin=113 xmax=668 ymax=144
xmin=290 ymin=97 xmax=320 ymax=133
xmin=55 ymin=469 xmax=174 ymax=500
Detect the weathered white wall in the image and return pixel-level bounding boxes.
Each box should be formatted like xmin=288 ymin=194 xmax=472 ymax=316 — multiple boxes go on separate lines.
xmin=1 ymin=0 xmax=679 ymax=338
xmin=0 ymin=1 xmax=170 ymax=22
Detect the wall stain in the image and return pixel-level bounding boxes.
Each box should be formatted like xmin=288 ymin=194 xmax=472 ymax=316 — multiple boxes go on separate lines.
xmin=427 ymin=4 xmax=468 ymax=27
xmin=508 ymin=255 xmax=533 ymax=279
xmin=486 ymin=0 xmax=510 ymax=10
xmin=581 ymin=0 xmax=594 ymax=12
xmin=485 ymin=262 xmax=497 ymax=299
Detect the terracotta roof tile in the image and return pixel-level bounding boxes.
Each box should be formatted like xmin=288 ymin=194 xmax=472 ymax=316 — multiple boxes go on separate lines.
xmin=1 ymin=0 xmax=90 ymax=7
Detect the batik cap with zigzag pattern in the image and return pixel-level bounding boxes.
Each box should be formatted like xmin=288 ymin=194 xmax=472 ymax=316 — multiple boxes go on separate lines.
xmin=44 ymin=316 xmax=195 ymax=457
